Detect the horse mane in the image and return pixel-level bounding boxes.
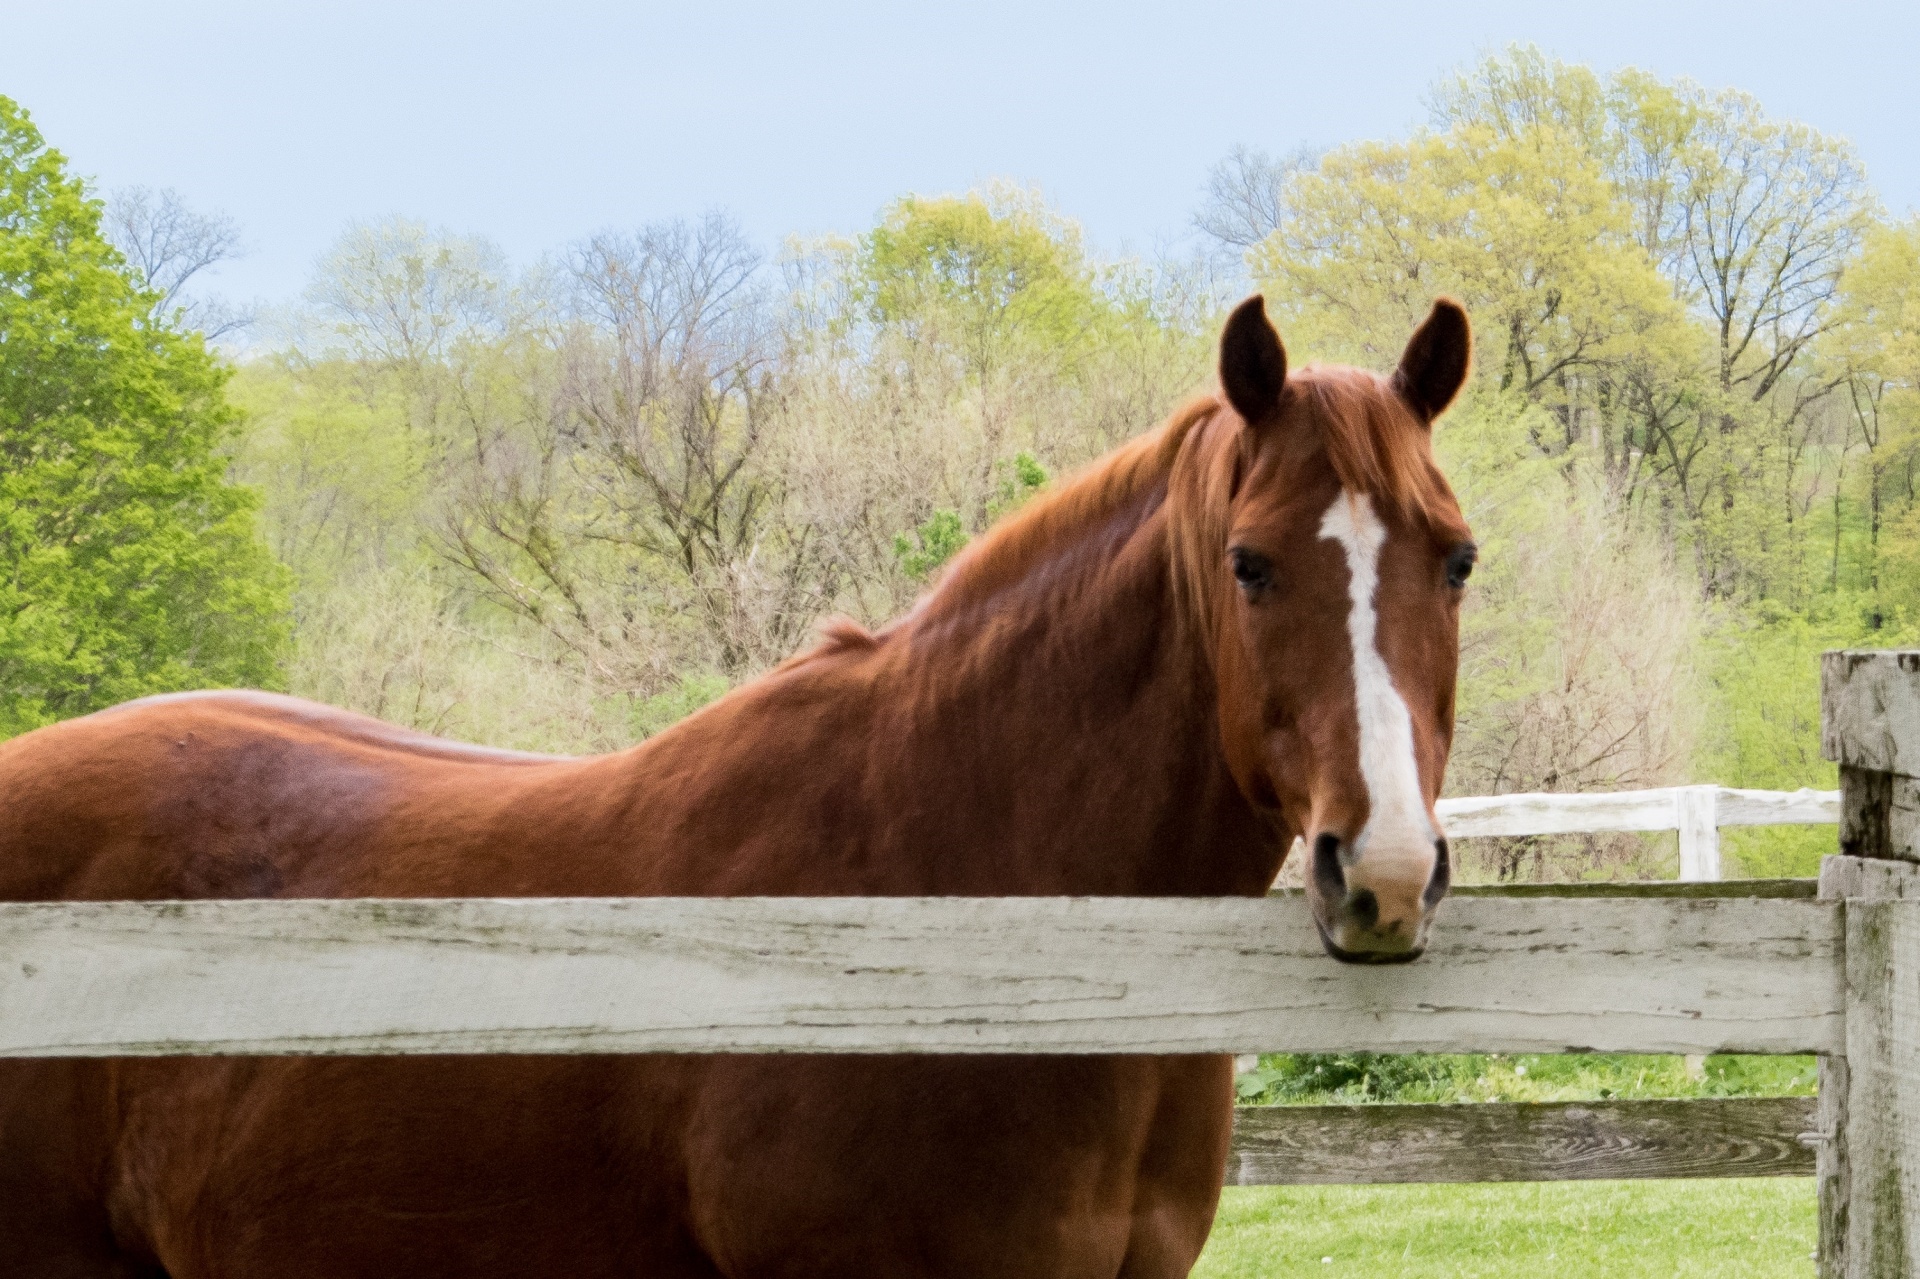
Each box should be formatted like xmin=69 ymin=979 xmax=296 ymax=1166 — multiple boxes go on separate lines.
xmin=801 ymin=367 xmax=1451 ymax=661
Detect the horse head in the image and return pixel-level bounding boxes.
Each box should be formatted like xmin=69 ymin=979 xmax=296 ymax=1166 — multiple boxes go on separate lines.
xmin=1183 ymin=296 xmax=1475 ymax=962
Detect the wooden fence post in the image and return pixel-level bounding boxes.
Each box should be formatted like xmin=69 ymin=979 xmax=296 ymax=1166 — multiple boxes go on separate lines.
xmin=1677 ymin=784 xmax=1721 ymax=882
xmin=1821 ymin=650 xmax=1920 ymax=1277
xmin=1677 ymin=785 xmax=1722 ymax=1080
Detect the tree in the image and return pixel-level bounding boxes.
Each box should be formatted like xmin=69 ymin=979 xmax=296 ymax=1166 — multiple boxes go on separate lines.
xmin=0 ymin=96 xmax=288 ymax=734
xmin=304 ymin=218 xmax=510 ymax=371
xmin=431 ymin=214 xmax=806 ymax=680
xmin=1830 ymin=218 xmax=1920 ymax=619
xmin=1193 ymin=144 xmax=1320 ymax=261
xmin=1247 ymin=117 xmax=1686 ymax=442
xmin=855 ymin=187 xmax=1104 ymax=384
xmin=102 ymin=185 xmax=252 ymax=339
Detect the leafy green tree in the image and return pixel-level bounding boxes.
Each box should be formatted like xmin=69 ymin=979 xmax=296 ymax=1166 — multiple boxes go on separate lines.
xmin=1831 ymin=218 xmax=1920 ymax=619
xmin=856 ymin=187 xmax=1106 ymax=381
xmin=0 ymin=96 xmax=287 ymax=734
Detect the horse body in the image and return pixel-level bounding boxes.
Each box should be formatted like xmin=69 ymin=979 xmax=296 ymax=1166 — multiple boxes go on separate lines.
xmin=0 ymin=298 xmax=1474 ymax=1276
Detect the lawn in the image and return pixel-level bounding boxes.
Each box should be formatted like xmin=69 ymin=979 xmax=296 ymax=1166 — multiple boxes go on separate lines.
xmin=1195 ymin=1179 xmax=1815 ymax=1278
xmin=1233 ymin=1052 xmax=1817 ymax=1106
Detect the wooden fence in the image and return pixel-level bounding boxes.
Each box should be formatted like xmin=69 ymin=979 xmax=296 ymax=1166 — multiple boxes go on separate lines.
xmin=1436 ymin=783 xmax=1838 ymax=881
xmin=3 ymin=653 xmax=1918 ymax=1275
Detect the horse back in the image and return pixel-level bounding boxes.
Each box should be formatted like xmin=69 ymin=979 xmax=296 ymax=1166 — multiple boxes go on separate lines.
xmin=0 ymin=690 xmax=594 ymax=903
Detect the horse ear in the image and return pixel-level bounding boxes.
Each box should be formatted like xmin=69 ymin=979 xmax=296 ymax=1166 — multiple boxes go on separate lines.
xmin=1219 ymin=295 xmax=1288 ymax=425
xmin=1393 ymin=298 xmax=1472 ymax=421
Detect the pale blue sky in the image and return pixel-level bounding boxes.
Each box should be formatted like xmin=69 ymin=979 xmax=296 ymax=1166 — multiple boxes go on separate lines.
xmin=3 ymin=0 xmax=1915 ymax=303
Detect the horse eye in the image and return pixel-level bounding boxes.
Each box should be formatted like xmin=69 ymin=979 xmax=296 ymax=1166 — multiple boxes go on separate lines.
xmin=1445 ymin=543 xmax=1477 ymax=589
xmin=1229 ymin=547 xmax=1274 ymax=593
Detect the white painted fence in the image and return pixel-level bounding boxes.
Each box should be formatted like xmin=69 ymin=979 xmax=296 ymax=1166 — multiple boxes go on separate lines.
xmin=1436 ymin=783 xmax=1839 ymax=880
xmin=0 ymin=894 xmax=1843 ymax=1058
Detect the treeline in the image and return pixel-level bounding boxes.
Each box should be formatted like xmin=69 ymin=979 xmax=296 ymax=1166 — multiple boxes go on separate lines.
xmin=227 ymin=187 xmax=1213 ymax=749
xmin=5 ymin=49 xmax=1918 ymax=880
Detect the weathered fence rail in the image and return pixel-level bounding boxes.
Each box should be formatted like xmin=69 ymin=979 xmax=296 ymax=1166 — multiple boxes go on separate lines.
xmin=1228 ymin=1095 xmax=1819 ymax=1185
xmin=0 ymin=893 xmax=1844 ymax=1057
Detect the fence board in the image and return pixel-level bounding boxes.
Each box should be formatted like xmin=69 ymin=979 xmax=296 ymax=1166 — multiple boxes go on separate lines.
xmin=1439 ymin=790 xmax=1688 ymax=837
xmin=1436 ymin=786 xmax=1838 ymax=839
xmin=1227 ymin=1097 xmax=1818 ymax=1185
xmin=1446 ymin=879 xmax=1818 ymax=899
xmin=1716 ymin=787 xmax=1845 ymax=828
xmin=0 ymin=895 xmax=1844 ymax=1058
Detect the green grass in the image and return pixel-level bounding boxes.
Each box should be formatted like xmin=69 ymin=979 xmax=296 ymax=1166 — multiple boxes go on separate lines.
xmin=1235 ymin=1053 xmax=1817 ymax=1106
xmin=1196 ymin=1180 xmax=1815 ymax=1278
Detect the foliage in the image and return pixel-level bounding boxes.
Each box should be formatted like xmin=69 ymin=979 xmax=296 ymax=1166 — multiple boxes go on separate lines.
xmin=1244 ymin=45 xmax=1877 ymax=608
xmin=630 ymin=672 xmax=730 ymax=738
xmin=1700 ymin=600 xmax=1920 ymax=876
xmin=855 ymin=187 xmax=1104 ymax=378
xmin=1826 ymin=218 xmax=1920 ymax=622
xmin=892 ymin=509 xmax=968 ymax=581
xmin=0 ymin=96 xmax=286 ymax=735
xmin=987 ymin=449 xmax=1049 ymax=518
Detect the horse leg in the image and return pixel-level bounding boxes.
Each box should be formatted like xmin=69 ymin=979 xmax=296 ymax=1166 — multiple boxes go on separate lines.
xmin=0 ymin=1063 xmax=161 ymax=1279
xmin=1114 ymin=1199 xmax=1216 ymax=1279
xmin=1114 ymin=1055 xmax=1236 ymax=1279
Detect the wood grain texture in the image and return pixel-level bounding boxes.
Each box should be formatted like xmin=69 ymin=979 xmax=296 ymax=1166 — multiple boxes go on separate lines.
xmin=1819 ymin=856 xmax=1885 ymax=1279
xmin=1843 ymin=766 xmax=1900 ymax=863
xmin=1822 ymin=855 xmax=1920 ymax=901
xmin=1678 ymin=786 xmax=1723 ymax=882
xmin=1226 ymin=1097 xmax=1818 ymax=1185
xmin=1716 ymin=787 xmax=1846 ymax=828
xmin=1825 ymin=650 xmax=1920 ymax=776
xmin=0 ymin=895 xmax=1845 ymax=1058
xmin=1843 ymin=902 xmax=1920 ymax=1276
xmin=1446 ymin=879 xmax=1818 ymax=899
xmin=1821 ymin=1052 xmax=1852 ymax=1279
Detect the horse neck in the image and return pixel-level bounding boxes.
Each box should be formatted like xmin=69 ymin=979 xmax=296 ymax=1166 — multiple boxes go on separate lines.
xmin=857 ymin=486 xmax=1280 ymax=897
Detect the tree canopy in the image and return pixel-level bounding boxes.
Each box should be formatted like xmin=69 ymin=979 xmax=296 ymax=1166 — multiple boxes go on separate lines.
xmin=0 ymin=95 xmax=286 ymax=734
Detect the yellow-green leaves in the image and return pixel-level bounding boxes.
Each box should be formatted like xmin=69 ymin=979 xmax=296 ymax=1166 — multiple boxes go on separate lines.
xmin=855 ymin=187 xmax=1105 ymax=380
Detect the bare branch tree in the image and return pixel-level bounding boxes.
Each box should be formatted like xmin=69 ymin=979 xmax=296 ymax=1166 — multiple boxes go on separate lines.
xmin=435 ymin=214 xmax=821 ymax=680
xmin=1677 ymin=91 xmax=1874 ymax=403
xmin=103 ymin=186 xmax=253 ymax=339
xmin=1193 ymin=144 xmax=1320 ymax=252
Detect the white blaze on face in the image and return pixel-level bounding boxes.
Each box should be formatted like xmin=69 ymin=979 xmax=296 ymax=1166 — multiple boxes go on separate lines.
xmin=1317 ymin=492 xmax=1434 ymax=861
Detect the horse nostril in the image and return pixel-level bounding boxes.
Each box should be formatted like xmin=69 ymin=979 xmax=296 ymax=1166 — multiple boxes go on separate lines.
xmin=1424 ymin=838 xmax=1453 ymax=908
xmin=1346 ymin=888 xmax=1379 ymax=929
xmin=1312 ymin=833 xmax=1345 ymax=899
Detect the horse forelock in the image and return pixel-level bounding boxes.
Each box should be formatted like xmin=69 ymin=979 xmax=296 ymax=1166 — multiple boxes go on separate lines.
xmin=1296 ymin=367 xmax=1454 ymax=526
xmin=1166 ymin=369 xmax=1457 ymax=647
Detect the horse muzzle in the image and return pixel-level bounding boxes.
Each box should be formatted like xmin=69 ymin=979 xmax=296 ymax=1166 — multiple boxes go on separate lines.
xmin=1307 ymin=831 xmax=1449 ymax=964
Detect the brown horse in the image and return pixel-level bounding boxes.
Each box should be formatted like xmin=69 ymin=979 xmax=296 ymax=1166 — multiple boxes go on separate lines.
xmin=0 ymin=296 xmax=1474 ymax=1277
